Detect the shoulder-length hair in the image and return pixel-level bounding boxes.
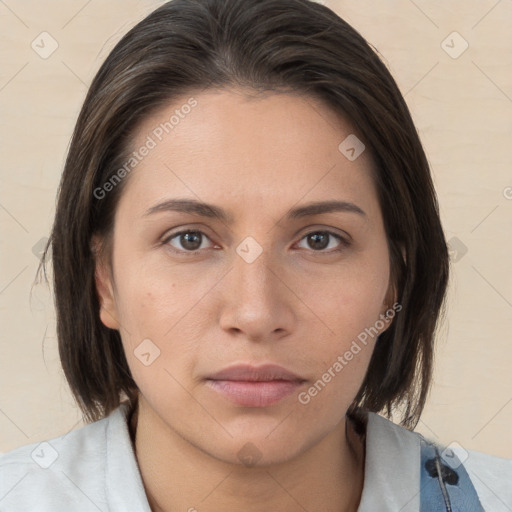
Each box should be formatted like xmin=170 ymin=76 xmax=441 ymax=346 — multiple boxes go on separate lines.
xmin=36 ymin=0 xmax=449 ymax=428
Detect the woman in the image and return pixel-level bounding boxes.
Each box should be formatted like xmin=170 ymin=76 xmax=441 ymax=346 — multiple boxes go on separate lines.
xmin=0 ymin=0 xmax=510 ymax=510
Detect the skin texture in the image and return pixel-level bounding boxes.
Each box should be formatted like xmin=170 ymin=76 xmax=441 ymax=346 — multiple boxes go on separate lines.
xmin=94 ymin=87 xmax=396 ymax=512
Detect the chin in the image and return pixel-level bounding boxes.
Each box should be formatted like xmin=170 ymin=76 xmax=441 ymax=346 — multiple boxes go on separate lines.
xmin=195 ymin=425 xmax=320 ymax=468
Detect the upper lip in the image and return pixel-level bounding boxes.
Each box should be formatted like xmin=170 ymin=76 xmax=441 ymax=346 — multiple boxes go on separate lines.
xmin=207 ymin=364 xmax=305 ymax=382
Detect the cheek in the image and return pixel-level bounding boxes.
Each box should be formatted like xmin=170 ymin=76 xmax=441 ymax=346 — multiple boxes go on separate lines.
xmin=113 ymin=266 xmax=202 ymax=407
xmin=294 ymin=328 xmax=376 ymax=431
xmin=110 ymin=250 xmax=216 ymax=378
xmin=111 ymin=245 xmax=192 ymax=335
xmin=300 ymin=254 xmax=389 ymax=342
xmin=295 ymin=292 xmax=382 ymax=423
xmin=293 ymin=248 xmax=389 ymax=394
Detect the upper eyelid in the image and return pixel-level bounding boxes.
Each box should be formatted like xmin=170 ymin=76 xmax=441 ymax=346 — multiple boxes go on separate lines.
xmin=163 ymin=222 xmax=351 ymax=237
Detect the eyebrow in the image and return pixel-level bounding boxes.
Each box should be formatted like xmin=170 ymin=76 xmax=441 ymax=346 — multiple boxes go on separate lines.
xmin=143 ymin=198 xmax=367 ymax=223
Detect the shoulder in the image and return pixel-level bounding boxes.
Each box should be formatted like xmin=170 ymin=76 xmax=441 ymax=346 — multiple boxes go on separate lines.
xmin=463 ymin=446 xmax=512 ymax=510
xmin=362 ymin=411 xmax=512 ymax=511
xmin=0 ymin=404 xmax=127 ymax=511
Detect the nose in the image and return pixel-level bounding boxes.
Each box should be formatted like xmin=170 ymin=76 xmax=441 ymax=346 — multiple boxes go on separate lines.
xmin=218 ymin=244 xmax=296 ymax=342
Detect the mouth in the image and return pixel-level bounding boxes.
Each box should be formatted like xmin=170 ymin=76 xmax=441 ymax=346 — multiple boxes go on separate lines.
xmin=205 ymin=364 xmax=306 ymax=408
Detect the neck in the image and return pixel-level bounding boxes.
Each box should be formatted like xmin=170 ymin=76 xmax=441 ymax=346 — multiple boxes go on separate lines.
xmin=129 ymin=397 xmax=366 ymax=512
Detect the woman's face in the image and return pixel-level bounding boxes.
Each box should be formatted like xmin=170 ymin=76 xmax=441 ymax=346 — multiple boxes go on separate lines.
xmin=95 ymin=88 xmax=395 ymax=465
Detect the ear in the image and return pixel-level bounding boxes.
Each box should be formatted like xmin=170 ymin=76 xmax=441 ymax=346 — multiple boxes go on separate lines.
xmin=91 ymin=235 xmax=120 ymax=330
xmin=380 ymin=243 xmax=406 ymax=314
xmin=378 ymin=247 xmax=404 ymax=332
xmin=380 ymin=281 xmax=396 ymax=318
xmin=375 ymin=282 xmax=397 ymax=338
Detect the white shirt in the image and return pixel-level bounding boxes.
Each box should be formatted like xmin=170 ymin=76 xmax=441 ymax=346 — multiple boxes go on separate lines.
xmin=1 ymin=402 xmax=511 ymax=511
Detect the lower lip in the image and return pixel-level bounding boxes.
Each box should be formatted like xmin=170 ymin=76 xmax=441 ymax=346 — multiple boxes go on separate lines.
xmin=205 ymin=379 xmax=303 ymax=407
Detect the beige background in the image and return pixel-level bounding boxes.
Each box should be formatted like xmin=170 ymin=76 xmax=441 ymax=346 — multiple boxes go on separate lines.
xmin=1 ymin=0 xmax=511 ymax=457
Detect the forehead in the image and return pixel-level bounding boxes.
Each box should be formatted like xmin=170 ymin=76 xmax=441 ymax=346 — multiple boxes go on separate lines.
xmin=119 ymin=88 xmax=380 ymax=221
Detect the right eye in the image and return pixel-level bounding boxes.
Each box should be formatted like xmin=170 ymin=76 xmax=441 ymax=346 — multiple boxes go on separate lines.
xmin=163 ymin=229 xmax=216 ymax=255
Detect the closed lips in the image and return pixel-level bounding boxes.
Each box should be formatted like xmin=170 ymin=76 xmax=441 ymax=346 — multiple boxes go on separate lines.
xmin=205 ymin=364 xmax=306 ymax=407
xmin=206 ymin=364 xmax=305 ymax=382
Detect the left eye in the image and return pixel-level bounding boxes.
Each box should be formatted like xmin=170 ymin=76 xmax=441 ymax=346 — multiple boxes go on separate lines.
xmin=296 ymin=231 xmax=348 ymax=252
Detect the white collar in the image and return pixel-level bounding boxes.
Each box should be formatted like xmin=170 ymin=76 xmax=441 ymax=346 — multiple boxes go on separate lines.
xmin=106 ymin=402 xmax=152 ymax=511
xmin=106 ymin=403 xmax=422 ymax=511
xmin=358 ymin=411 xmax=420 ymax=511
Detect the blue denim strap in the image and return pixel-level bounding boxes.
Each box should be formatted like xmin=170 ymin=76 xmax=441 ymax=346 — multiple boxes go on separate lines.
xmin=420 ymin=435 xmax=485 ymax=511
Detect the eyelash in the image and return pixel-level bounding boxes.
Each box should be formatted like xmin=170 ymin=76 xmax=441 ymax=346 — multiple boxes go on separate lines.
xmin=162 ymin=228 xmax=351 ymax=257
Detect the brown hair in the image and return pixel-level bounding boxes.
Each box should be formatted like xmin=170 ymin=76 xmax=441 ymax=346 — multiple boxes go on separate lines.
xmin=35 ymin=0 xmax=449 ymax=428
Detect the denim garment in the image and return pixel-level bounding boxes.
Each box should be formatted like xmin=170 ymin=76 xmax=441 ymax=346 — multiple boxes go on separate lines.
xmin=420 ymin=436 xmax=485 ymax=511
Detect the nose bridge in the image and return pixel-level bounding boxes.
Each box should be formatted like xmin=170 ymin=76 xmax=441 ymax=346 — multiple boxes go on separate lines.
xmin=232 ymin=238 xmax=277 ymax=303
xmin=219 ymin=236 xmax=293 ymax=337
